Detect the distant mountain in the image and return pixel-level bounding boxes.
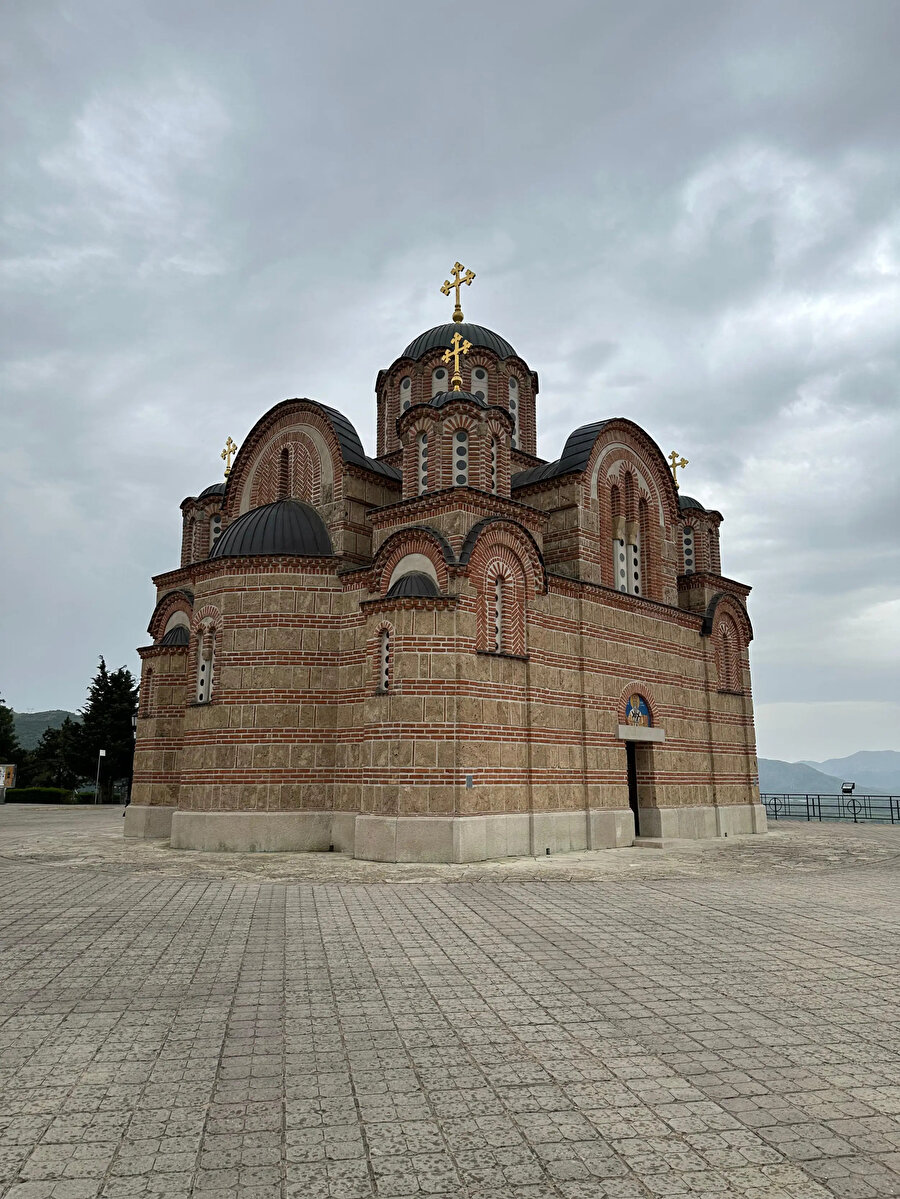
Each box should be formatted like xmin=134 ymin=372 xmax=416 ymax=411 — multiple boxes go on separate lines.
xmin=758 ymin=759 xmax=851 ymax=794
xmin=12 ymin=710 xmax=79 ymax=751
xmin=800 ymin=751 xmax=900 ymax=794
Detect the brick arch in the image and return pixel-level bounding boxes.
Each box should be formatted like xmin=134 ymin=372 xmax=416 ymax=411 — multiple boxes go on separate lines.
xmin=474 ymin=547 xmax=528 ymax=655
xmin=369 ymin=619 xmax=396 ymax=692
xmin=584 ymin=421 xmax=679 ymax=527
xmin=459 ymin=518 xmax=545 ymax=596
xmin=148 ymin=589 xmax=194 ymax=641
xmin=616 ymin=681 xmax=660 ymax=725
xmin=189 ymin=604 xmax=223 ymax=700
xmin=596 ymin=453 xmax=668 ymax=600
xmin=375 ymin=527 xmax=452 ymax=594
xmin=249 ymin=432 xmax=319 ymax=507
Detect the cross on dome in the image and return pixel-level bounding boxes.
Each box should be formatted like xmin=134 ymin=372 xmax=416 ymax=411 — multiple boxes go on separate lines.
xmin=440 ymin=261 xmax=475 ymax=323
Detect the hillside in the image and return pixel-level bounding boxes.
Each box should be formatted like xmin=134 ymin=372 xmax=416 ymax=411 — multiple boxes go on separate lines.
xmin=758 ymin=759 xmax=855 ymax=795
xmin=801 ymin=750 xmax=900 ymax=794
xmin=12 ymin=710 xmax=79 ymax=751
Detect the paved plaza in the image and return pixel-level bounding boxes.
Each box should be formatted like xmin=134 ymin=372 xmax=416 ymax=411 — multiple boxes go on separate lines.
xmin=1 ymin=806 xmax=899 ymax=1199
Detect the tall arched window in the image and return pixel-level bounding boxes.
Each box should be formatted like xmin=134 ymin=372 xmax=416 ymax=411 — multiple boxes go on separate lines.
xmin=493 ymin=575 xmax=504 ymax=652
xmin=400 ymin=376 xmax=412 ymax=412
xmin=417 ymin=432 xmax=429 ymax=494
xmin=682 ymin=525 xmax=696 ymax=575
xmin=490 ymin=439 xmax=498 ymax=494
xmin=431 ymin=367 xmax=448 ymax=396
xmin=611 ymin=485 xmax=627 ymax=592
xmin=209 ymin=514 xmax=222 ymax=549
xmin=378 ymin=628 xmax=391 ymax=692
xmin=508 ymin=376 xmax=520 ymax=449
xmin=196 ymin=627 xmax=215 ymax=704
xmin=718 ymin=617 xmax=741 ymax=693
xmin=453 ymin=429 xmax=468 ymax=485
xmin=471 ymin=367 xmax=488 ymax=402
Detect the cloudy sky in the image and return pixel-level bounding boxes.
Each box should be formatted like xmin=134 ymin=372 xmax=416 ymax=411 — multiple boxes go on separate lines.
xmin=2 ymin=0 xmax=898 ymax=762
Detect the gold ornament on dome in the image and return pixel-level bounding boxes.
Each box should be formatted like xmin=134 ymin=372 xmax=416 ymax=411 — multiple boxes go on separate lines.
xmin=221 ymin=436 xmax=238 ymax=478
xmin=668 ymin=450 xmax=688 ymax=491
xmin=442 ymin=331 xmax=472 ymax=392
xmin=440 ymin=261 xmax=475 ymax=323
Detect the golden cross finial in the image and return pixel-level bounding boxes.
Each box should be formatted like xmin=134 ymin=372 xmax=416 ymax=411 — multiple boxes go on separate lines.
xmin=440 ymin=261 xmax=475 ymax=323
xmin=221 ymin=436 xmax=237 ymax=478
xmin=668 ymin=450 xmax=688 ymax=491
xmin=442 ymin=331 xmax=472 ymax=391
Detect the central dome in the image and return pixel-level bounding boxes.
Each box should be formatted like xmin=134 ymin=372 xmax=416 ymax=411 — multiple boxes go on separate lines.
xmin=402 ymin=323 xmax=517 ymax=361
xmin=210 ymin=500 xmax=333 ymax=559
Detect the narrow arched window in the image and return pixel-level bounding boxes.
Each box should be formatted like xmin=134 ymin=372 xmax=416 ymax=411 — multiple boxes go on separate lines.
xmin=278 ymin=447 xmax=291 ymax=499
xmin=378 ymin=628 xmax=391 ymax=692
xmin=490 ymin=439 xmax=498 ymax=494
xmin=209 ymin=514 xmax=222 ymax=549
xmin=453 ymin=429 xmax=468 ymax=485
xmin=431 ymin=366 xmax=448 ymax=397
xmin=400 ymin=376 xmax=412 ymax=412
xmin=471 ymin=367 xmax=488 ymax=402
xmin=493 ymin=575 xmax=504 ymax=652
xmin=682 ymin=525 xmax=695 ymax=575
xmin=508 ymin=376 xmax=520 ymax=449
xmin=611 ymin=485 xmax=627 ymax=592
xmin=417 ymin=432 xmax=428 ymax=494
xmin=196 ymin=628 xmax=214 ymax=704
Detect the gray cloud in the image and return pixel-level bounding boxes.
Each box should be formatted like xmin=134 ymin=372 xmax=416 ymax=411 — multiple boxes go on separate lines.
xmin=2 ymin=0 xmax=898 ymax=758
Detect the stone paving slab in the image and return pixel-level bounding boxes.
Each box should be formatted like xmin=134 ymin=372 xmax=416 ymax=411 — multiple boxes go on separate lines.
xmin=1 ymin=807 xmax=899 ymax=1198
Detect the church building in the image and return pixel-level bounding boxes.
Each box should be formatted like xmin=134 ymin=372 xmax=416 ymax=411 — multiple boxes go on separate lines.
xmin=126 ymin=265 xmax=764 ymax=860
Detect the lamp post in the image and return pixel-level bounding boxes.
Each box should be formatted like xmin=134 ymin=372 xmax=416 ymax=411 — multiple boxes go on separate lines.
xmin=94 ymin=749 xmax=106 ymax=805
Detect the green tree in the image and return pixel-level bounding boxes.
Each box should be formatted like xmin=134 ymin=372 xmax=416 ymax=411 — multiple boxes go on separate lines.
xmin=0 ymin=695 xmax=21 ymax=765
xmin=69 ymin=659 xmax=139 ymax=802
xmin=21 ymin=718 xmax=82 ymax=789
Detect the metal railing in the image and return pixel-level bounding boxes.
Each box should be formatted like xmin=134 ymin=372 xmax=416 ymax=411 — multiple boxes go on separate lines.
xmin=761 ymin=793 xmax=900 ymax=825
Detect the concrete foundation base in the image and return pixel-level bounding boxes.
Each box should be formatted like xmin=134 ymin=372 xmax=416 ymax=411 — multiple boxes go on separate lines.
xmin=637 ymin=803 xmax=767 ymax=840
xmin=123 ymin=804 xmax=174 ymax=840
xmin=132 ymin=803 xmax=765 ymax=860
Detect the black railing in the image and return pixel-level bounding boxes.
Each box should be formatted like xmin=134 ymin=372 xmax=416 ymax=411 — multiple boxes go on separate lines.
xmin=761 ymin=793 xmax=900 ymax=825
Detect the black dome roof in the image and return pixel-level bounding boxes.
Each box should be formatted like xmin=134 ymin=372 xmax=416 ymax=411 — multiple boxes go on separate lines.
xmin=402 ymin=323 xmax=517 ymax=361
xmin=159 ymin=625 xmax=190 ymax=646
xmin=386 ymin=572 xmax=441 ymax=599
xmin=678 ymin=494 xmax=706 ymax=511
xmin=429 ymin=390 xmax=488 ymax=409
xmin=210 ymin=500 xmax=333 ymax=560
xmin=199 ymin=482 xmax=226 ymax=498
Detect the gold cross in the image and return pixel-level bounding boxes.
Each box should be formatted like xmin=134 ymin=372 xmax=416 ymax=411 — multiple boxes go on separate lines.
xmin=440 ymin=261 xmax=475 ymax=323
xmin=442 ymin=331 xmax=472 ymax=392
xmin=221 ymin=436 xmax=237 ymax=477
xmin=668 ymin=450 xmax=688 ymax=490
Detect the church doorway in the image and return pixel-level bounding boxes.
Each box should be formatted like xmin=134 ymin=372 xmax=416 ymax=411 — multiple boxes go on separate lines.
xmin=626 ymin=742 xmax=641 ymax=836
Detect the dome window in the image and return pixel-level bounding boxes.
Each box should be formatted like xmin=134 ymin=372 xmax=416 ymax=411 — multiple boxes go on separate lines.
xmin=682 ymin=526 xmax=695 ymax=575
xmin=490 ymin=438 xmax=498 ymax=494
xmin=508 ymin=376 xmax=520 ymax=449
xmin=431 ymin=367 xmax=447 ymax=397
xmin=209 ymin=514 xmax=222 ymax=548
xmin=471 ymin=367 xmax=488 ymax=402
xmin=400 ymin=376 xmax=412 ymax=412
xmin=417 ymin=432 xmax=429 ymax=495
xmin=454 ymin=429 xmax=469 ymax=486
xmin=378 ymin=628 xmax=391 ymax=692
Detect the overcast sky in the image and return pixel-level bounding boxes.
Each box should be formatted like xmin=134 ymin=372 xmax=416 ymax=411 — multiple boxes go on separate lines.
xmin=2 ymin=0 xmax=898 ymax=762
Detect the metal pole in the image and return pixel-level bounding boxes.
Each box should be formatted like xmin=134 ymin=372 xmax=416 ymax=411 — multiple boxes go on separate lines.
xmin=94 ymin=749 xmax=106 ymax=805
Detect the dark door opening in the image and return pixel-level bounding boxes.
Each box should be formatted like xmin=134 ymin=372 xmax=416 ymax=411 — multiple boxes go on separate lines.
xmin=626 ymin=741 xmax=640 ymax=837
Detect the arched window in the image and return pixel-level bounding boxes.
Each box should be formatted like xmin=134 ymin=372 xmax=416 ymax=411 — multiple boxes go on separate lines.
xmin=431 ymin=366 xmax=448 ymax=397
xmin=718 ymin=617 xmax=741 ymax=693
xmin=493 ymin=575 xmax=504 ymax=652
xmin=490 ymin=439 xmax=498 ymax=494
xmin=611 ymin=485 xmax=627 ymax=592
xmin=453 ymin=429 xmax=468 ymax=486
xmin=378 ymin=628 xmax=391 ymax=692
xmin=471 ymin=367 xmax=488 ymax=402
xmin=196 ymin=627 xmax=215 ymax=704
xmin=400 ymin=376 xmax=412 ymax=412
xmin=417 ymin=432 xmax=429 ymax=495
xmin=508 ymin=376 xmax=520 ymax=449
xmin=682 ymin=525 xmax=696 ymax=575
xmin=209 ymin=514 xmax=223 ymax=549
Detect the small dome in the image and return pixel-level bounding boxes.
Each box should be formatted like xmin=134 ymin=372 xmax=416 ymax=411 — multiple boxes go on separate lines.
xmin=386 ymin=572 xmax=441 ymax=599
xmin=159 ymin=625 xmax=190 ymax=646
xmin=429 ymin=390 xmax=488 ymax=409
xmin=198 ymin=482 xmax=226 ymax=498
xmin=210 ymin=500 xmax=333 ymax=559
xmin=678 ymin=495 xmax=706 ymax=511
xmin=402 ymin=323 xmax=517 ymax=361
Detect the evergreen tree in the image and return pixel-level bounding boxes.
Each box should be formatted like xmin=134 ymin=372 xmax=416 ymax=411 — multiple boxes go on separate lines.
xmin=0 ymin=695 xmax=21 ymax=765
xmin=21 ymin=718 xmax=82 ymax=789
xmin=70 ymin=659 xmax=139 ymax=802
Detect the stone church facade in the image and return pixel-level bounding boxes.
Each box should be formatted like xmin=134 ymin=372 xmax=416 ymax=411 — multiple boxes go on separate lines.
xmin=126 ymin=279 xmax=764 ymax=860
